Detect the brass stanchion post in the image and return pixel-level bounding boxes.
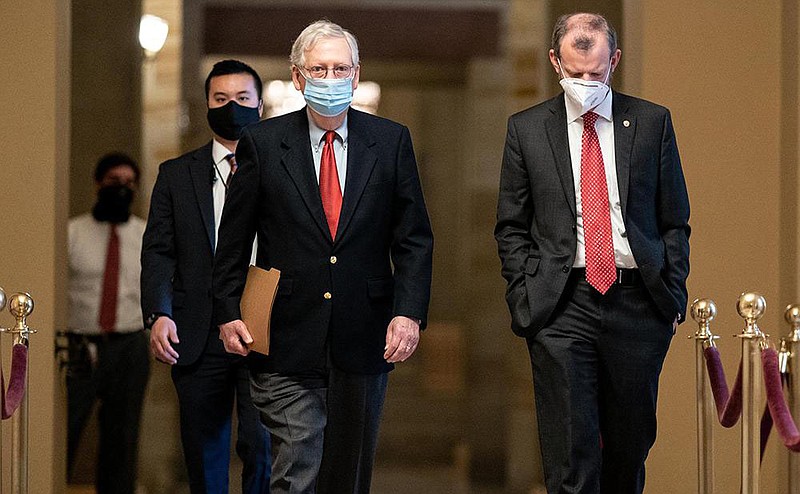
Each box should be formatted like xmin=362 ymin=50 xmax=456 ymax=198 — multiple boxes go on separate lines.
xmin=691 ymin=299 xmax=719 ymax=494
xmin=5 ymin=293 xmax=34 ymax=494
xmin=736 ymin=293 xmax=768 ymax=494
xmin=0 ymin=287 xmax=5 ymax=493
xmin=782 ymin=305 xmax=800 ymax=494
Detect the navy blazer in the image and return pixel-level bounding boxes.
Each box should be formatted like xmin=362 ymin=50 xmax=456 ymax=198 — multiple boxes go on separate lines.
xmin=495 ymin=91 xmax=690 ymax=337
xmin=212 ymin=108 xmax=434 ymax=375
xmin=141 ymin=142 xmax=219 ymax=365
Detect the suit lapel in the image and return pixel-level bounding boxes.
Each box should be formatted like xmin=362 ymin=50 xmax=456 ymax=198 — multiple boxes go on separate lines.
xmin=336 ymin=110 xmax=377 ymax=242
xmin=188 ymin=143 xmax=216 ymax=251
xmin=545 ymin=95 xmax=577 ymax=218
xmin=612 ymin=92 xmax=634 ymax=220
xmin=280 ymin=111 xmax=331 ymax=240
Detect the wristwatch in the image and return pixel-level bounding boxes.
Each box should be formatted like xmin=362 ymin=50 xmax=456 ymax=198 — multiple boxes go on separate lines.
xmin=145 ymin=312 xmax=167 ymax=329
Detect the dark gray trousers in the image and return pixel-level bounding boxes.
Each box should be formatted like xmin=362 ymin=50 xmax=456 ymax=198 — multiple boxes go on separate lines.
xmin=250 ymin=364 xmax=388 ymax=494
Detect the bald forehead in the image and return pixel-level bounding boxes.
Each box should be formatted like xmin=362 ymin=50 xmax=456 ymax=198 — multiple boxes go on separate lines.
xmin=560 ymin=13 xmax=612 ymax=55
xmin=561 ymin=29 xmax=611 ymax=56
xmin=566 ymin=30 xmax=608 ymax=54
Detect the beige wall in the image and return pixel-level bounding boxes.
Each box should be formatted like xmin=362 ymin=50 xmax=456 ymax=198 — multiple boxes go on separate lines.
xmin=0 ymin=0 xmax=70 ymax=492
xmin=627 ymin=1 xmax=795 ymax=493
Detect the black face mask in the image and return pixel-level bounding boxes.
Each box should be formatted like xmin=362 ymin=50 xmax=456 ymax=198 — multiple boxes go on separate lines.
xmin=92 ymin=185 xmax=134 ymax=223
xmin=207 ymin=100 xmax=261 ymax=141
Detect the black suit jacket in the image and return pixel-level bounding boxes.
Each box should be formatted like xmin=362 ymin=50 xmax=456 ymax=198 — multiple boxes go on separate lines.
xmin=212 ymin=108 xmax=433 ymax=375
xmin=141 ymin=143 xmax=219 ymax=366
xmin=495 ymin=92 xmax=690 ymax=337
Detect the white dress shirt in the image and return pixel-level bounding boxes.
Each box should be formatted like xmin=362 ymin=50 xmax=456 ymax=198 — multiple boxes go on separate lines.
xmin=308 ymin=111 xmax=348 ymax=195
xmin=564 ymin=91 xmax=637 ymax=269
xmin=211 ymin=139 xmax=235 ymax=249
xmin=68 ymin=213 xmax=146 ymax=334
xmin=213 ymin=139 xmax=257 ymax=263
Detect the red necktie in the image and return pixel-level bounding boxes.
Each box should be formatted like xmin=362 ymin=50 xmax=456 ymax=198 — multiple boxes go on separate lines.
xmin=580 ymin=112 xmax=616 ymax=294
xmin=320 ymin=130 xmax=342 ymax=239
xmin=98 ymin=224 xmax=119 ymax=332
xmin=225 ymin=153 xmax=237 ymax=192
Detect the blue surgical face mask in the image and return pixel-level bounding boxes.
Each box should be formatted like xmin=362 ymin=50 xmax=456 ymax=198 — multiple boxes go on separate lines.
xmin=300 ymin=72 xmax=354 ymax=117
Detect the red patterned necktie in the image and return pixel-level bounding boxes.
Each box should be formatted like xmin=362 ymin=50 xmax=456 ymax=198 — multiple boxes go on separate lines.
xmin=320 ymin=130 xmax=342 ymax=239
xmin=98 ymin=224 xmax=119 ymax=332
xmin=225 ymin=153 xmax=237 ymax=190
xmin=580 ymin=112 xmax=616 ymax=294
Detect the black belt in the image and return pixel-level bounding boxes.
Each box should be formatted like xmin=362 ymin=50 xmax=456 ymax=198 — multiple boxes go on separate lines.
xmin=571 ymin=267 xmax=641 ymax=287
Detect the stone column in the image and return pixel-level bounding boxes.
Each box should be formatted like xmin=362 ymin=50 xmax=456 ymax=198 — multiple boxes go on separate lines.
xmin=70 ymin=0 xmax=142 ymax=216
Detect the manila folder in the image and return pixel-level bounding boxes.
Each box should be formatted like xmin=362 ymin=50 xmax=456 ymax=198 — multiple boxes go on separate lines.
xmin=240 ymin=265 xmax=281 ymax=355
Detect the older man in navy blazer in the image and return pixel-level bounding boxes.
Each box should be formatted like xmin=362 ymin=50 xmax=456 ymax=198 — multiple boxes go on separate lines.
xmin=212 ymin=20 xmax=433 ymax=494
xmin=495 ymin=13 xmax=690 ymax=494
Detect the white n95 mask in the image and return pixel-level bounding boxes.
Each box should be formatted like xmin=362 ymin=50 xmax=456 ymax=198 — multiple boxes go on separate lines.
xmin=558 ymin=59 xmax=612 ymax=114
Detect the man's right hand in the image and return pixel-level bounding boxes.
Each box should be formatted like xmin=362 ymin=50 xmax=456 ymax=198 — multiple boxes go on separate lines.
xmin=150 ymin=316 xmax=180 ymax=364
xmin=218 ymin=319 xmax=252 ymax=356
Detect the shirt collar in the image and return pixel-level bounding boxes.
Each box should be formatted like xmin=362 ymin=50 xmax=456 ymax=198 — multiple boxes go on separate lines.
xmin=211 ymin=139 xmax=234 ymax=166
xmin=564 ymin=88 xmax=614 ymax=124
xmin=308 ymin=111 xmax=349 ymax=151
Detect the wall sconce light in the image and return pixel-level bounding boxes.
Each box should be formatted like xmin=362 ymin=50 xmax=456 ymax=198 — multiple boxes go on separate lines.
xmin=138 ymin=14 xmax=169 ymax=59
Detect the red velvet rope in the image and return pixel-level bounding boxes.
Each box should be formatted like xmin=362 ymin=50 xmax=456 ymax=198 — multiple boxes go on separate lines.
xmin=704 ymin=346 xmax=778 ymax=459
xmin=1 ymin=343 xmax=28 ymax=420
xmin=704 ymin=346 xmax=743 ymax=427
xmin=702 ymin=345 xmax=800 ymax=455
xmin=761 ymin=348 xmax=800 ymax=452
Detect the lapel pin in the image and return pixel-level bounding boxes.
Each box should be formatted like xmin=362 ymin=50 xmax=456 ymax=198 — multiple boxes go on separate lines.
xmin=623 ymin=120 xmax=630 ymax=127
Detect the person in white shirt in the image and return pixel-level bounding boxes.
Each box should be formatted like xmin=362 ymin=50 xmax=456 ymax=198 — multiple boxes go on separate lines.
xmin=67 ymin=152 xmax=149 ymax=494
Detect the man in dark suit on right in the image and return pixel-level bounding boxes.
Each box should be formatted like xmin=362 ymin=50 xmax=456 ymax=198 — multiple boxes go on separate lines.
xmin=495 ymin=13 xmax=690 ymax=494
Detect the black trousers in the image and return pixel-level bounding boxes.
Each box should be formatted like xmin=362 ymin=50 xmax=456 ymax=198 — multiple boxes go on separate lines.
xmin=171 ymin=332 xmax=271 ymax=494
xmin=526 ymin=271 xmax=673 ymax=494
xmin=67 ymin=330 xmax=150 ymax=494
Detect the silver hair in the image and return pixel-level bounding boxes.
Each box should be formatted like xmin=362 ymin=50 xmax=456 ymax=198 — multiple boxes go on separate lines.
xmin=290 ymin=20 xmax=360 ymax=68
xmin=551 ymin=13 xmax=618 ymax=59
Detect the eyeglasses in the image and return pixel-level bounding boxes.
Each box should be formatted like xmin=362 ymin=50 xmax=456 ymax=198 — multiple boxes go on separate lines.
xmin=301 ymin=64 xmax=355 ymax=79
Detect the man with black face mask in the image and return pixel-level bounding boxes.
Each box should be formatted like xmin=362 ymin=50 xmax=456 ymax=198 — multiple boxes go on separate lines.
xmin=141 ymin=59 xmax=270 ymax=493
xmin=67 ymin=152 xmax=149 ymax=494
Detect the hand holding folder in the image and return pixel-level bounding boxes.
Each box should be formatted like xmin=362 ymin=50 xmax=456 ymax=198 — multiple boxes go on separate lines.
xmin=239 ymin=265 xmax=281 ymax=355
